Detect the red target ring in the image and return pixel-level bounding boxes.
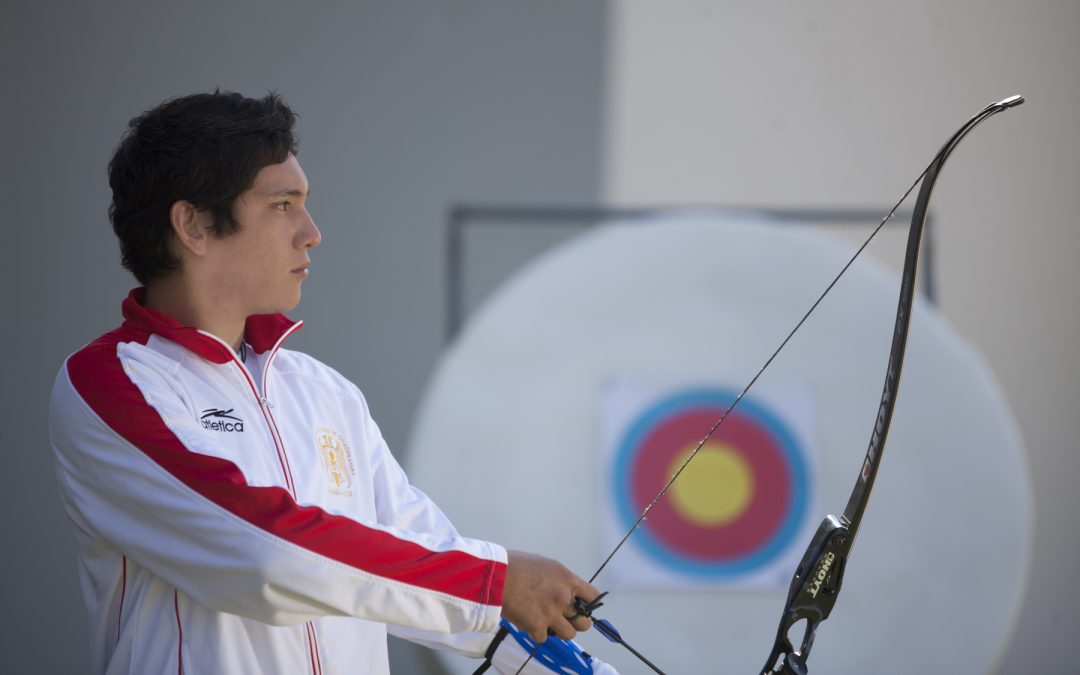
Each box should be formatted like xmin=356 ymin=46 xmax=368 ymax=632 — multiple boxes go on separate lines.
xmin=613 ymin=389 xmax=808 ymax=574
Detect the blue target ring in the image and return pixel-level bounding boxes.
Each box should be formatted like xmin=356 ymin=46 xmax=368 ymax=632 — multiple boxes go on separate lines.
xmin=612 ymin=388 xmax=810 ymax=577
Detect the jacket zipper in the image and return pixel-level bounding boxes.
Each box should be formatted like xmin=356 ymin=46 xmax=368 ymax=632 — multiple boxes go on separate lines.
xmin=199 ymin=327 xmax=322 ymax=674
xmin=256 ymin=326 xmax=323 ymax=675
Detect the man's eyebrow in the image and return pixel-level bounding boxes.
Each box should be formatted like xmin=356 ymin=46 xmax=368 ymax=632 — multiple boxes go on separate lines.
xmin=260 ymin=187 xmax=310 ymax=198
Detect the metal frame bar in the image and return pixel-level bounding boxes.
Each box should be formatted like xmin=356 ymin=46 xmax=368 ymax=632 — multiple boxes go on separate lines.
xmin=446 ymin=205 xmax=933 ymax=341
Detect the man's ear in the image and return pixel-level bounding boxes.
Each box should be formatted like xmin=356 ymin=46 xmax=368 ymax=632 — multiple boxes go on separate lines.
xmin=168 ymin=200 xmax=214 ymax=257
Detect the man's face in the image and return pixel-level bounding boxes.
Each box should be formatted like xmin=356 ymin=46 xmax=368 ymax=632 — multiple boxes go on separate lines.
xmin=203 ymin=153 xmax=321 ymax=316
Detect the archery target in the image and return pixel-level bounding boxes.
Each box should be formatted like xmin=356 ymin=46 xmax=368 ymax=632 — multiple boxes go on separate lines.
xmin=404 ymin=213 xmax=1032 ymax=675
xmin=602 ymin=384 xmax=815 ymax=586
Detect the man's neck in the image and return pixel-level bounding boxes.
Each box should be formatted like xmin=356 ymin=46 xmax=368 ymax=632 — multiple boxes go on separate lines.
xmin=144 ymin=278 xmax=246 ymax=352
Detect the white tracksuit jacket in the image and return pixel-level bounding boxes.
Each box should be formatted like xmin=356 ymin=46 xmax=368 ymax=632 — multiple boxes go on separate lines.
xmin=50 ymin=289 xmax=541 ymax=674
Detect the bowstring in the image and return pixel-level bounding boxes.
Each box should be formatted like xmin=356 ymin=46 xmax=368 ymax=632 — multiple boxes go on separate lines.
xmin=588 ymin=165 xmax=931 ymax=586
xmin=512 ymin=163 xmax=931 ymax=675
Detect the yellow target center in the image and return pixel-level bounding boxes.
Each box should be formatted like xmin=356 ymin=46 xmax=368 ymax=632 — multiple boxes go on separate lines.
xmin=668 ymin=443 xmax=753 ymax=526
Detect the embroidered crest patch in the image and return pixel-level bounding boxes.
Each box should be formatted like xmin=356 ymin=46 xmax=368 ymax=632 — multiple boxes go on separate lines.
xmin=315 ymin=427 xmax=356 ymax=496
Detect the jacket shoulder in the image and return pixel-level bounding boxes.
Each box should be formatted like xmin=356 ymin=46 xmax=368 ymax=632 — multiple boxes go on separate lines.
xmin=271 ymin=348 xmax=366 ymax=401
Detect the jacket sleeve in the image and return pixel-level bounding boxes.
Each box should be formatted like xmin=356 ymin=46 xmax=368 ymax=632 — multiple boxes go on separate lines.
xmin=358 ymin=396 xmax=621 ymax=674
xmin=352 ymin=384 xmax=490 ymax=558
xmin=50 ymin=337 xmax=505 ymax=634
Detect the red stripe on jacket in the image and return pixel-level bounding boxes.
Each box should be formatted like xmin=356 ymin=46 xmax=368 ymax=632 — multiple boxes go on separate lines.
xmin=66 ymin=326 xmax=504 ymax=607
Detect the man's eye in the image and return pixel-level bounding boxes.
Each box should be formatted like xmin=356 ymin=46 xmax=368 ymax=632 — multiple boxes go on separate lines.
xmin=274 ymin=201 xmax=291 ymax=212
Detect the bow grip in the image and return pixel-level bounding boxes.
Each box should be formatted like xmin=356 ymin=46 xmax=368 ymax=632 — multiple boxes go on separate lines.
xmin=761 ymin=515 xmax=853 ymax=674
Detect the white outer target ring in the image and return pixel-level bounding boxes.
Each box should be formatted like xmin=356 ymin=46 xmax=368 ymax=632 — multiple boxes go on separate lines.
xmin=405 ymin=213 xmax=1031 ymax=674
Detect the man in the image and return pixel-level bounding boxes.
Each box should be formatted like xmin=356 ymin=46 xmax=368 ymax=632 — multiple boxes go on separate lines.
xmin=50 ymin=91 xmax=616 ymax=674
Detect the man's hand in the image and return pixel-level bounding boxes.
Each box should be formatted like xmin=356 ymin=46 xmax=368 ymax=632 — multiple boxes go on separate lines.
xmin=501 ymin=550 xmax=601 ymax=643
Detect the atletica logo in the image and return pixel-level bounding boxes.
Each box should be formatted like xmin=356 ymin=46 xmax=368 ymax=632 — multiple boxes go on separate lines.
xmin=201 ymin=408 xmax=245 ymax=433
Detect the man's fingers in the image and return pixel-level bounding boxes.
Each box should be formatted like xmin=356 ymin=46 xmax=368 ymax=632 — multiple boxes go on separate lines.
xmin=574 ymin=582 xmax=603 ymax=608
xmin=567 ymin=613 xmax=593 ymax=632
xmin=502 ymin=551 xmax=605 ymax=644
xmin=551 ymin=616 xmax=577 ymax=641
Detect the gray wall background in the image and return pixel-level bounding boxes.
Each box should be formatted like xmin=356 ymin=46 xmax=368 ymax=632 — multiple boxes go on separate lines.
xmin=0 ymin=2 xmax=607 ymax=672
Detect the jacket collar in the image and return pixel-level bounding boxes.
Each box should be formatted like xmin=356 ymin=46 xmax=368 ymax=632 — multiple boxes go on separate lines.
xmin=121 ymin=288 xmax=303 ymax=365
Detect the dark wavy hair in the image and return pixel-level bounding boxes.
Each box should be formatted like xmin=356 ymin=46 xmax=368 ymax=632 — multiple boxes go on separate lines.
xmin=108 ymin=90 xmax=298 ymax=284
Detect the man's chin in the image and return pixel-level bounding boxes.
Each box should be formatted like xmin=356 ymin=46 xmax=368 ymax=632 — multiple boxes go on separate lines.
xmin=281 ymin=294 xmax=302 ymax=313
xmin=254 ymin=292 xmax=303 ymax=316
